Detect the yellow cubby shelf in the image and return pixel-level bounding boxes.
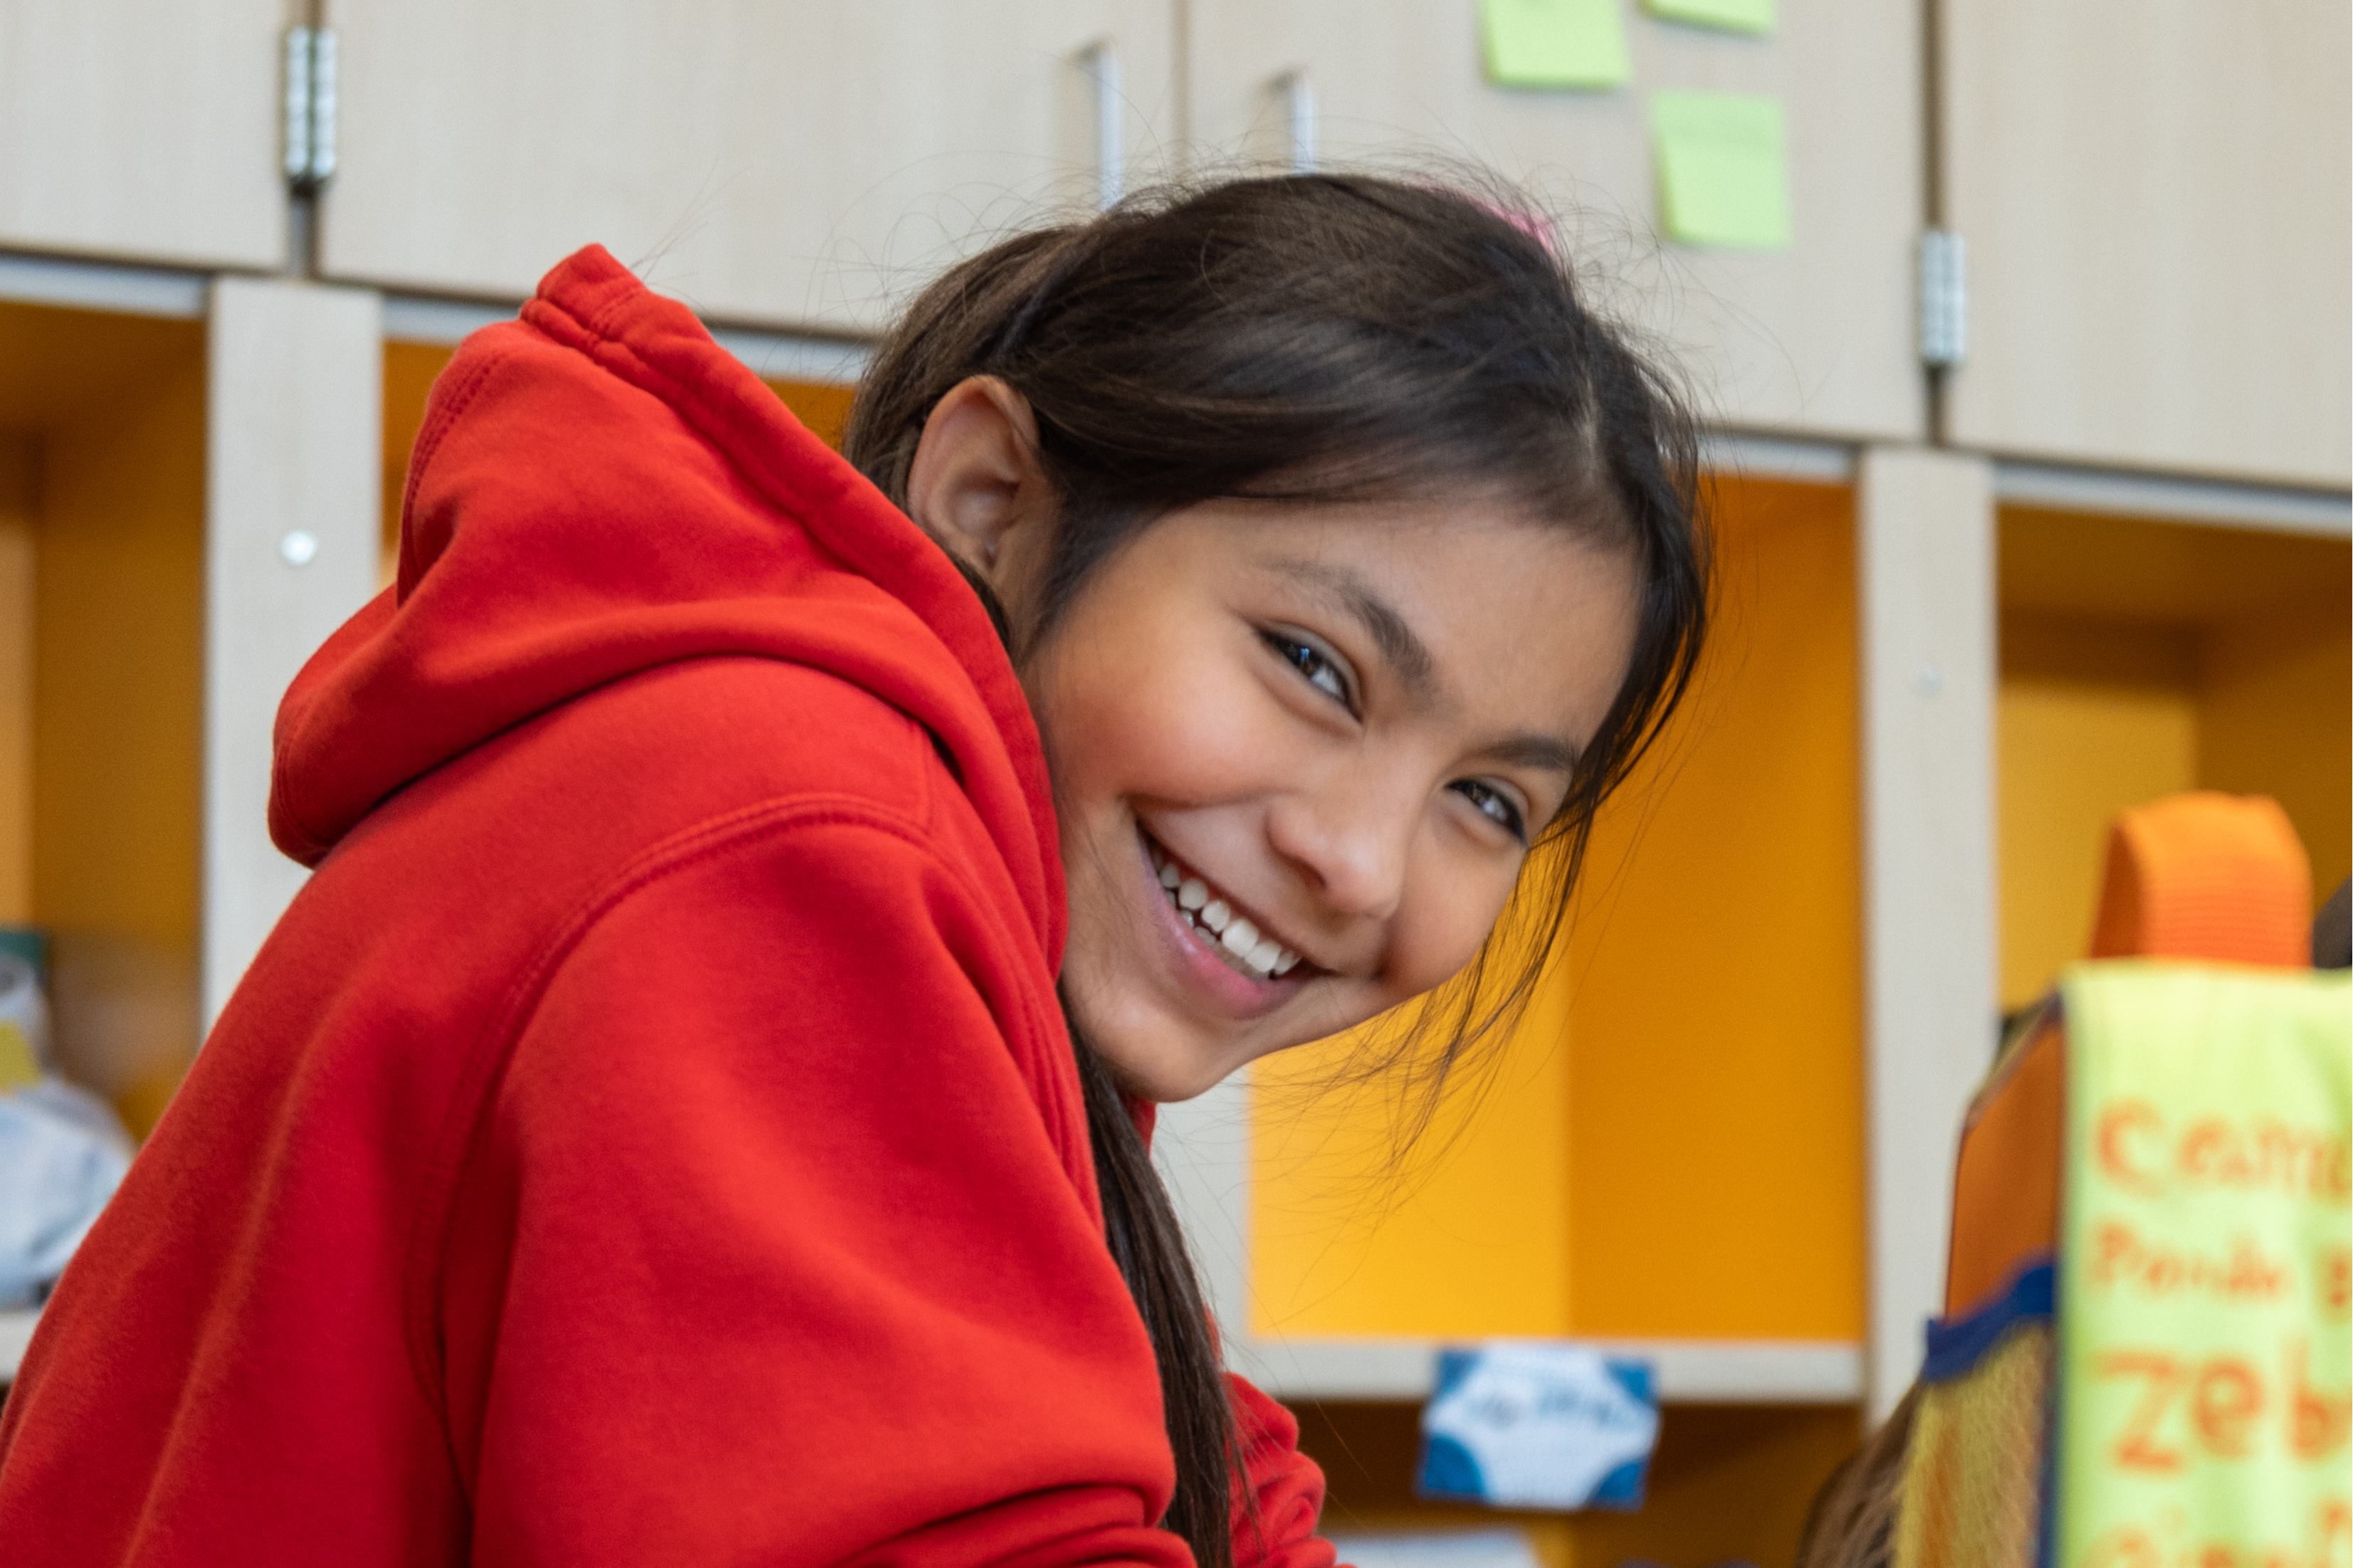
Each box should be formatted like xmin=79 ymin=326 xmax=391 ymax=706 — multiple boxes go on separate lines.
xmin=0 ymin=297 xmax=208 ymax=1141
xmin=1996 ymin=507 xmax=2351 ymax=1012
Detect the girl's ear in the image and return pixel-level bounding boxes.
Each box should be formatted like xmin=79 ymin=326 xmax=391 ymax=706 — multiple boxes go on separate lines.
xmin=905 ymin=375 xmax=1058 ymax=615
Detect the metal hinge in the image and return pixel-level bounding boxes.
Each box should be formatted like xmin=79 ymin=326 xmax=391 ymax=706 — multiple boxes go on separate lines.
xmin=1919 ymin=229 xmax=1966 ymax=369
xmin=282 ymin=26 xmax=339 ymax=189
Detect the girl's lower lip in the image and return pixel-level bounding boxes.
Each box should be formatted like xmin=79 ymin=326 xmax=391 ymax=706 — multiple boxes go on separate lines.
xmin=1136 ymin=828 xmax=1299 ymax=1020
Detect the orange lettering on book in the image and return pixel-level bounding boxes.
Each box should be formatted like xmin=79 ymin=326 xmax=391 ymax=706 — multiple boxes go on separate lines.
xmin=2099 ymin=1350 xmax=2189 ymax=1473
xmin=2100 ymin=1101 xmax=2166 ymax=1194
xmin=2190 ymin=1357 xmax=2263 ymax=1458
xmin=2286 ymin=1337 xmax=2352 ymax=1462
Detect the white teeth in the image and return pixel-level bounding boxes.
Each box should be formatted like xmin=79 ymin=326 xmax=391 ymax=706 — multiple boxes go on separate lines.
xmin=1150 ymin=841 xmax=1304 ymax=980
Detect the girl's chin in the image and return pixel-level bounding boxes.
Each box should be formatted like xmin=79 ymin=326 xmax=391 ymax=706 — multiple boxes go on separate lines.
xmin=1062 ymin=967 xmax=1259 ymax=1101
xmin=1085 ymin=1025 xmax=1244 ymax=1105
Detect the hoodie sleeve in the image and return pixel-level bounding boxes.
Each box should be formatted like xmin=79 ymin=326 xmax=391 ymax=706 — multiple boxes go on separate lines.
xmin=1227 ymin=1375 xmax=1339 ymax=1568
xmin=445 ymin=804 xmax=1189 ymax=1568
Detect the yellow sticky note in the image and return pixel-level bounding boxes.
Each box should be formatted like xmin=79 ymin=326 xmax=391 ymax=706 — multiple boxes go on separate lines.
xmin=1480 ymin=0 xmax=1631 ymax=90
xmin=1644 ymin=0 xmax=1774 ymax=36
xmin=1650 ymin=90 xmax=1791 ymax=251
xmin=2059 ymin=964 xmax=2352 ymax=1565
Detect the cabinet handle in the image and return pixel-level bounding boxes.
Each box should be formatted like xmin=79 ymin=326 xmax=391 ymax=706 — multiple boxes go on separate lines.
xmin=1079 ymin=43 xmax=1123 ymax=211
xmin=1274 ymin=72 xmax=1316 ymax=175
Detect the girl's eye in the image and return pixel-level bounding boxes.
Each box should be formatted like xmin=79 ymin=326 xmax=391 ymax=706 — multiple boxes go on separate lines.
xmin=1264 ymin=632 xmax=1352 ymax=708
xmin=1453 ymin=780 xmax=1528 ymax=842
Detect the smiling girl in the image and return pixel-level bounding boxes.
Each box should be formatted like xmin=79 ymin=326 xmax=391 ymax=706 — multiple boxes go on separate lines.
xmin=0 ymin=177 xmax=1708 ymax=1568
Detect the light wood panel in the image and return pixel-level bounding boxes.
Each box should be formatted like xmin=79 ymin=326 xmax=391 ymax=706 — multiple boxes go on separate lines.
xmin=318 ymin=0 xmax=1175 ymax=332
xmin=1857 ymin=445 xmax=1996 ymax=1422
xmin=1185 ymin=0 xmax=1924 ymax=441
xmin=0 ymin=0 xmax=290 ymax=268
xmin=204 ymin=280 xmax=383 ymax=1026
xmin=1942 ymin=0 xmax=2353 ymax=486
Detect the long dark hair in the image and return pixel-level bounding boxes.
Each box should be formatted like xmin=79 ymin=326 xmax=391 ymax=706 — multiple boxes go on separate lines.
xmin=845 ymin=174 xmax=1712 ymax=1568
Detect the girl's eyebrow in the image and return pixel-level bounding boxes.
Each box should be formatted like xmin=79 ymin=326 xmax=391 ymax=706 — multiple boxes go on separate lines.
xmin=1261 ymin=556 xmax=1438 ymax=699
xmin=1484 ymin=732 xmax=1582 ymax=777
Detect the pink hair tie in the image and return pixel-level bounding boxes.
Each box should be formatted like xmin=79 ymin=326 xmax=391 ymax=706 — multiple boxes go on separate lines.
xmin=1419 ymin=184 xmax=1562 ymax=259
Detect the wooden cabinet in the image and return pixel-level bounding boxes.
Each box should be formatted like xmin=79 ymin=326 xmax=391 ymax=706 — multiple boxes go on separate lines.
xmin=316 ymin=0 xmax=1175 ymax=332
xmin=1942 ymin=0 xmax=2353 ymax=488
xmin=0 ymin=0 xmax=288 ymax=269
xmin=1183 ymin=0 xmax=1925 ymax=441
xmin=203 ymin=281 xmax=382 ymax=1025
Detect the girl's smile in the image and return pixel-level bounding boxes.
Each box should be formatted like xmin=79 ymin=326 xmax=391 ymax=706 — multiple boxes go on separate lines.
xmin=1140 ymin=828 xmax=1310 ymax=1004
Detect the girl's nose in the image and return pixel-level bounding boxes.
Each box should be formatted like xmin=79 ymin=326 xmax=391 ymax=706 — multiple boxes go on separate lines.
xmin=1263 ymin=771 xmax=1415 ymax=924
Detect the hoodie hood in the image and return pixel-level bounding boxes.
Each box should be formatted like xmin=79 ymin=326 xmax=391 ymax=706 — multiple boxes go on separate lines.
xmin=268 ymin=244 xmax=1064 ymax=967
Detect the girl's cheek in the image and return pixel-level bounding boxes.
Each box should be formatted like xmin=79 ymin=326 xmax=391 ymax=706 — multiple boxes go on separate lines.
xmin=1385 ymin=851 xmax=1523 ymax=1000
xmin=1065 ymin=653 xmax=1291 ymax=808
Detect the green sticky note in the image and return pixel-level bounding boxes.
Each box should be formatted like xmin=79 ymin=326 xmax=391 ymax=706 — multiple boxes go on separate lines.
xmin=1479 ymin=0 xmax=1631 ymax=90
xmin=1650 ymin=90 xmax=1791 ymax=250
xmin=1644 ymin=0 xmax=1775 ymax=36
xmin=2058 ymin=964 xmax=2352 ymax=1565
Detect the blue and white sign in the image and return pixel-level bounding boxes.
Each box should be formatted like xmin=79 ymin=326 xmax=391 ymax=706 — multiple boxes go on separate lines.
xmin=1415 ymin=1342 xmax=1660 ymax=1512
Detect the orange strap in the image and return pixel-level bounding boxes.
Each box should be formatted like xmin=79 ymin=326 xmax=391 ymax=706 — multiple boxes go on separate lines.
xmin=2087 ymin=791 xmax=2311 ymax=969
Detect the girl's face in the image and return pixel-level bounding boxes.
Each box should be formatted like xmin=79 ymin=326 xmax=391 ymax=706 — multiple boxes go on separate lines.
xmin=1030 ymin=504 xmax=1637 ymax=1100
xmin=909 ymin=379 xmax=1642 ymax=1101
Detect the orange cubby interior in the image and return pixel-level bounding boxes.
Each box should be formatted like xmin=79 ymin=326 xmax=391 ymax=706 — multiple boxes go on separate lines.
xmin=0 ymin=298 xmax=208 ymax=1139
xmin=1996 ymin=508 xmax=2351 ymax=1011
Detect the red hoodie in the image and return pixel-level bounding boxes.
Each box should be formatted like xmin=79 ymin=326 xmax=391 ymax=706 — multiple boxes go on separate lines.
xmin=0 ymin=246 xmax=1333 ymax=1568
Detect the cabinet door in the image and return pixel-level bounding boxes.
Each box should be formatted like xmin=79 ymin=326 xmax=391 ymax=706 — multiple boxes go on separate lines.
xmin=1185 ymin=0 xmax=1923 ymax=441
xmin=318 ymin=1 xmax=1174 ymax=333
xmin=1944 ymin=1 xmax=2352 ymax=488
xmin=0 ymin=0 xmax=288 ymax=268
